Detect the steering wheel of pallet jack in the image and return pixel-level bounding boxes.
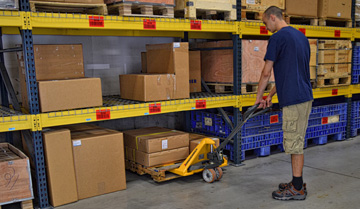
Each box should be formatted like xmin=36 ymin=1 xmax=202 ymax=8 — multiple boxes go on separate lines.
xmin=202 ymin=168 xmax=217 ymax=183
xmin=214 ymin=167 xmax=223 ymax=181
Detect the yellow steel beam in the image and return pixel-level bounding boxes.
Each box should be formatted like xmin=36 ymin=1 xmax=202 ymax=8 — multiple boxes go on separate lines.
xmin=354 ymin=28 xmax=360 ymax=39
xmin=0 ymin=11 xmax=24 ymax=28
xmin=39 ymin=96 xmax=237 ymax=129
xmin=29 ymin=12 xmax=238 ymax=34
xmin=240 ymin=86 xmax=351 ymax=108
xmin=0 ymin=115 xmax=33 ymax=132
xmin=240 ymin=21 xmax=353 ymax=39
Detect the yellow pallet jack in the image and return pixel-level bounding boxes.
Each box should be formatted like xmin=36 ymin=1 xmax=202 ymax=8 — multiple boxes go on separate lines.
xmin=169 ymin=104 xmax=270 ymax=183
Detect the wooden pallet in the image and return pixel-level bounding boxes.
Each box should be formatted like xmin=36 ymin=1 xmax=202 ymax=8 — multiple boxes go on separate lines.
xmin=125 ymin=160 xmax=182 ymax=182
xmin=318 ymin=18 xmax=352 ymax=28
xmin=108 ymin=2 xmax=174 ymax=18
xmin=241 ymin=83 xmax=275 ymax=94
xmin=175 ymin=0 xmax=236 ymax=21
xmin=30 ymin=1 xmax=108 ymax=15
xmin=0 ymin=200 xmax=33 ymax=209
xmin=285 ymin=15 xmax=318 ymax=26
xmin=316 ymin=76 xmax=351 ymax=88
xmin=206 ymin=83 xmax=233 ymax=93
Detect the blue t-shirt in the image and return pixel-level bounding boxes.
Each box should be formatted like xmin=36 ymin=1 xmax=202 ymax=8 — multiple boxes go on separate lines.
xmin=264 ymin=26 xmax=313 ymax=107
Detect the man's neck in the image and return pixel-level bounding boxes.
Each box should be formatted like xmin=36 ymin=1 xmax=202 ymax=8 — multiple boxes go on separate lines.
xmin=276 ymin=21 xmax=289 ymax=32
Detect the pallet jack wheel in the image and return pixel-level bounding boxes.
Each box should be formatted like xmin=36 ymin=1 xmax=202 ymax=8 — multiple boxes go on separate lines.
xmin=214 ymin=167 xmax=223 ymax=181
xmin=202 ymin=169 xmax=217 ymax=183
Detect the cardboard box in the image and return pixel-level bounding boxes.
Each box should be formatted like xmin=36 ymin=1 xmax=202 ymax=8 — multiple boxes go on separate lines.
xmin=190 ymin=138 xmax=220 ymax=153
xmin=241 ymin=0 xmax=285 ymax=10
xmin=286 ymin=0 xmax=318 ymax=17
xmin=119 ymin=74 xmax=176 ymax=101
xmin=123 ymin=127 xmax=189 ymax=153
xmin=105 ymin=0 xmax=174 ymax=5
xmin=189 ymin=133 xmax=208 ymax=141
xmin=318 ymin=0 xmax=352 ymax=19
xmin=189 ymin=51 xmax=201 ymax=93
xmin=309 ymin=39 xmax=317 ymax=80
xmin=70 ymin=127 xmax=126 ymax=200
xmin=125 ymin=146 xmax=189 ymax=167
xmin=146 ymin=42 xmax=189 ymax=99
xmin=0 ymin=143 xmax=33 ymax=205
xmin=43 ymin=129 xmax=78 ymax=207
xmin=17 ymin=44 xmax=84 ymax=81
xmin=38 ymin=78 xmax=103 ymax=112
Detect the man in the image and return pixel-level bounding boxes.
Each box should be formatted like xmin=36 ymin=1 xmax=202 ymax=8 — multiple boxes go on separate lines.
xmin=255 ymin=6 xmax=313 ymax=200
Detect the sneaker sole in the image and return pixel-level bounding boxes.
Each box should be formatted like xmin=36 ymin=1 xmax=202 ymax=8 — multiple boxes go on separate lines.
xmin=273 ymin=195 xmax=307 ymax=201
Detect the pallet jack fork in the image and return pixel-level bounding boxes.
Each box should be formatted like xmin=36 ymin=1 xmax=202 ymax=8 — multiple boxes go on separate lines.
xmin=169 ymin=104 xmax=271 ymax=183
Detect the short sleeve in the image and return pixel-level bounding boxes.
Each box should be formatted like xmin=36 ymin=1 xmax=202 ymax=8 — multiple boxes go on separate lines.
xmin=264 ymin=37 xmax=277 ymax=62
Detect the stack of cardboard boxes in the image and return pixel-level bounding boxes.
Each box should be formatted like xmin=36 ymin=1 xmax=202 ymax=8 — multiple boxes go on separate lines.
xmin=120 ymin=42 xmax=201 ymax=102
xmin=42 ymin=125 xmax=126 ymax=207
xmin=17 ymin=44 xmax=103 ymax=113
xmin=123 ymin=127 xmax=189 ymax=167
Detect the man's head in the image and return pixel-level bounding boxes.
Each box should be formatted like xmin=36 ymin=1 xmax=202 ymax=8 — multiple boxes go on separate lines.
xmin=262 ymin=6 xmax=286 ymax=33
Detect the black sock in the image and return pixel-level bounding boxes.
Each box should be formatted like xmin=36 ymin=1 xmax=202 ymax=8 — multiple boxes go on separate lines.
xmin=292 ymin=176 xmax=303 ymax=190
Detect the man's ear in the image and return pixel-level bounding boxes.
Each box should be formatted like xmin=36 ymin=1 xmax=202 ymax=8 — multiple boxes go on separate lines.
xmin=270 ymin=14 xmax=276 ymax=21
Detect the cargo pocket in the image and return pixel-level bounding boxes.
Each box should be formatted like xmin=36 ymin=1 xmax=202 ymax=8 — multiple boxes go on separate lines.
xmin=282 ymin=105 xmax=299 ymax=133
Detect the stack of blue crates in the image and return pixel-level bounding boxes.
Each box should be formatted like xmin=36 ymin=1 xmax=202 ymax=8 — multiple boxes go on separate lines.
xmin=190 ymin=110 xmax=283 ymax=161
xmin=352 ymin=46 xmax=360 ymax=84
xmin=190 ymin=102 xmax=347 ymax=162
xmin=351 ymin=101 xmax=360 ymax=137
xmin=305 ymin=103 xmax=347 ymax=146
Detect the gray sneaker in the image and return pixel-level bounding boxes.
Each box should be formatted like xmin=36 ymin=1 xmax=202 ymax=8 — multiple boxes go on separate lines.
xmin=273 ymin=183 xmax=307 ymax=201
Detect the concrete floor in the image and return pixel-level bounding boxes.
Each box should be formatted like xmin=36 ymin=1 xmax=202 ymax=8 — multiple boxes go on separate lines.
xmin=58 ymin=137 xmax=360 ymax=209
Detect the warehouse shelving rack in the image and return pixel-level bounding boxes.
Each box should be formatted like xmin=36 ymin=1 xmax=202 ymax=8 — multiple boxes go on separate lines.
xmin=0 ymin=0 xmax=359 ymax=207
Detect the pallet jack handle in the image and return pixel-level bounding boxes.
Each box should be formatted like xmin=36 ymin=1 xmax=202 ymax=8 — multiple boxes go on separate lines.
xmin=206 ymin=104 xmax=271 ymax=168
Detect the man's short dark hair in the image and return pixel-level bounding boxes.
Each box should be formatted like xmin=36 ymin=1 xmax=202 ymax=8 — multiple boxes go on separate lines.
xmin=264 ymin=6 xmax=283 ymax=20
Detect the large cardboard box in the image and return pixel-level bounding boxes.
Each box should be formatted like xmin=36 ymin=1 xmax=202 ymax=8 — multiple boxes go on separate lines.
xmin=189 ymin=51 xmax=201 ymax=93
xmin=70 ymin=127 xmax=126 ymax=200
xmin=286 ymin=0 xmax=318 ymax=17
xmin=146 ymin=42 xmax=189 ymax=99
xmin=190 ymin=138 xmax=220 ymax=153
xmin=318 ymin=0 xmax=352 ymax=19
xmin=120 ymin=74 xmax=176 ymax=101
xmin=0 ymin=143 xmax=33 ymax=205
xmin=17 ymin=44 xmax=84 ymax=81
xmin=43 ymin=129 xmax=78 ymax=207
xmin=241 ymin=0 xmax=285 ymax=10
xmin=123 ymin=127 xmax=189 ymax=153
xmin=125 ymin=146 xmax=189 ymax=167
xmin=38 ymin=78 xmax=103 ymax=112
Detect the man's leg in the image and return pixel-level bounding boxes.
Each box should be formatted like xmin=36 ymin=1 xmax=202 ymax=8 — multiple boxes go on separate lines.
xmin=291 ymin=154 xmax=304 ymax=191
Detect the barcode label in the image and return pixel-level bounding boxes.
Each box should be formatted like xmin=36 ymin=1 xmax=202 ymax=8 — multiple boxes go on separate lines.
xmin=191 ymin=20 xmax=202 ymax=30
xmin=89 ymin=16 xmax=104 ymax=27
xmin=96 ymin=109 xmax=111 ymax=120
xmin=270 ymin=115 xmax=279 ymax=124
xmin=143 ymin=19 xmax=156 ymax=30
xmin=196 ymin=100 xmax=206 ymax=109
xmin=149 ymin=103 xmax=161 ymax=113
xmin=260 ymin=26 xmax=268 ymax=35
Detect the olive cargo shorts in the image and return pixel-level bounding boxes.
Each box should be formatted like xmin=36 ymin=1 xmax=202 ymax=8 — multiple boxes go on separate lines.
xmin=282 ymin=100 xmax=313 ymax=154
